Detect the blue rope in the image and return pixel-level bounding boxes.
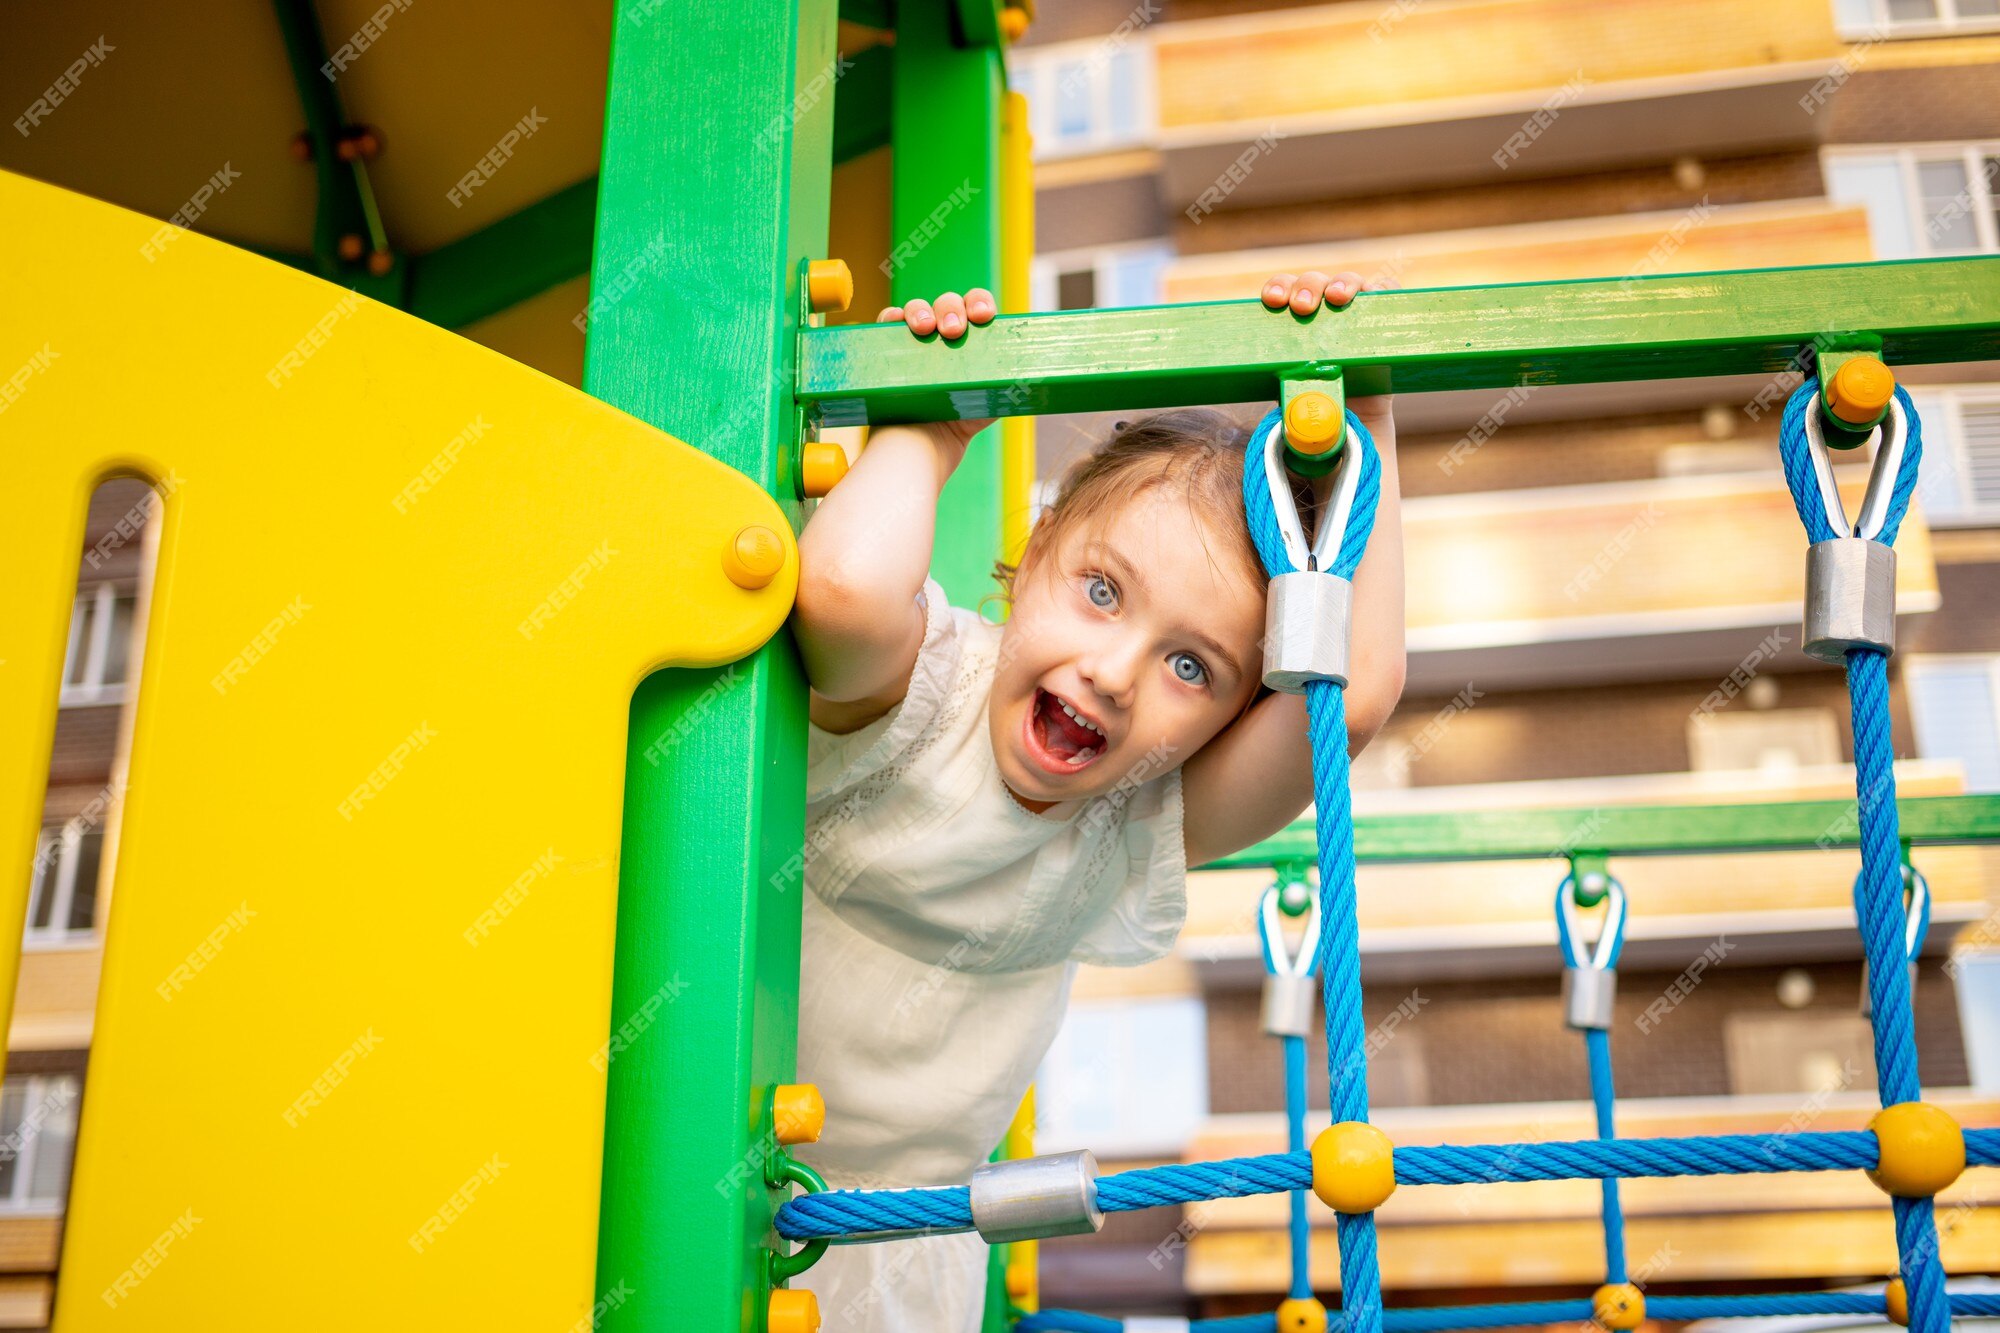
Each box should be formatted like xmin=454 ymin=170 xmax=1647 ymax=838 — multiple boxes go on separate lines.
xmin=1774 ymin=378 xmax=1947 ymax=1333
xmin=1583 ymin=1027 xmax=1627 ymax=1284
xmin=1283 ymin=1033 xmax=1310 ymax=1301
xmin=1242 ymin=406 xmax=1386 ymax=1333
xmin=777 ymin=1127 xmax=2000 ymax=1239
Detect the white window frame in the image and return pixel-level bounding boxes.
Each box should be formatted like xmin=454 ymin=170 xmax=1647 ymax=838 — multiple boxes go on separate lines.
xmin=1031 ymin=238 xmax=1174 ymax=313
xmin=1823 ymin=143 xmax=2000 ymax=257
xmin=1836 ymin=0 xmax=2000 ymax=37
xmin=1007 ymin=31 xmax=1157 ymax=161
xmin=25 ymin=824 xmax=102 ymax=948
xmin=0 ymin=1074 xmax=81 ymax=1215
xmin=1910 ymin=385 xmax=2000 ymax=526
xmin=59 ymin=581 xmax=136 ymax=707
xmin=1903 ymin=653 xmax=2000 ymax=793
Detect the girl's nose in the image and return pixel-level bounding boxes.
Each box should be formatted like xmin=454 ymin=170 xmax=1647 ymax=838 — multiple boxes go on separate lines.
xmin=1078 ymin=642 xmax=1144 ymax=711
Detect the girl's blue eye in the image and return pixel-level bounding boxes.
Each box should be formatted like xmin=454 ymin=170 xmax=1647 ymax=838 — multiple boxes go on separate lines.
xmin=1086 ymin=574 xmax=1117 ymax=608
xmin=1171 ymin=652 xmax=1208 ymax=685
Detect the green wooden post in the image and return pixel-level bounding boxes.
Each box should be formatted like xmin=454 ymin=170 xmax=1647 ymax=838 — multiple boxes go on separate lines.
xmin=891 ymin=0 xmax=1006 ymax=607
xmin=584 ymin=1 xmax=836 ymax=1328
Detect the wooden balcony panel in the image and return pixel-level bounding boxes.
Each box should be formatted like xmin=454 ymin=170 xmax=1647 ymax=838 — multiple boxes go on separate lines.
xmin=0 ymin=1276 xmax=50 ymax=1331
xmin=1164 ymin=202 xmax=1875 ymax=305
xmin=0 ymin=1218 xmax=61 ymax=1275
xmin=9 ymin=945 xmax=100 ymax=1051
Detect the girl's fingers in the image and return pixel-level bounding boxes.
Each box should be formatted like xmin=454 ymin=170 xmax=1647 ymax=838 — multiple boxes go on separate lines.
xmin=902 ymin=297 xmax=936 ymax=336
xmin=1292 ymin=270 xmax=1332 ymax=314
xmin=1321 ymin=270 xmax=1367 ymax=307
xmin=1262 ymin=273 xmax=1298 ymax=309
xmin=934 ymin=291 xmax=968 ymax=339
xmin=965 ymin=288 xmax=997 ymax=324
xmin=876 ymin=305 xmax=904 ymax=324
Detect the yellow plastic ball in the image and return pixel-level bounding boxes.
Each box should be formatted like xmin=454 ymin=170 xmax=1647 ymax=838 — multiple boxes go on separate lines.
xmin=1000 ymin=6 xmax=1030 ymax=40
xmin=1276 ymin=1296 xmax=1328 ymax=1333
xmin=769 ymin=1287 xmax=820 ymax=1333
xmin=1310 ymin=1122 xmax=1396 ymax=1214
xmin=1867 ymin=1102 xmax=1965 ymax=1198
xmin=1885 ymin=1277 xmax=1908 ymax=1327
xmin=1592 ymin=1282 xmax=1645 ymax=1331
xmin=772 ymin=1083 xmax=825 ymax=1145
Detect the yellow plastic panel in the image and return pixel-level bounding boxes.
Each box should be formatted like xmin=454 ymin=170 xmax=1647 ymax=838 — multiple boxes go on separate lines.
xmin=0 ymin=171 xmax=795 ymax=1328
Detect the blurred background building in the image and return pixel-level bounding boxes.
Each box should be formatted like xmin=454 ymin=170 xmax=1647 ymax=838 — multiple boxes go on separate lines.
xmin=6 ymin=0 xmax=2000 ymax=1327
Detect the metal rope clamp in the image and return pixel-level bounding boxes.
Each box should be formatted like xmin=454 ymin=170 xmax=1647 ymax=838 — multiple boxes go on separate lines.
xmin=1858 ymin=863 xmax=1930 ymax=1021
xmin=1557 ymin=873 xmax=1628 ymax=1032
xmin=1258 ymin=879 xmax=1324 ymax=1039
xmin=1800 ymin=395 xmax=1908 ymax=664
xmin=969 ymin=1149 xmax=1104 ymax=1244
xmin=1259 ymin=414 xmax=1363 ymax=692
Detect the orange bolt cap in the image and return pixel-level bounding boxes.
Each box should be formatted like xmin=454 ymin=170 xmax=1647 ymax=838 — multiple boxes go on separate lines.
xmin=723 ymin=525 xmax=787 ymax=591
xmin=773 ymin=1083 xmax=825 ymax=1145
xmin=769 ymin=1288 xmax=820 ymax=1333
xmin=1829 ymin=355 xmax=1895 ymax=426
xmin=1592 ymin=1283 xmax=1645 ymax=1331
xmin=808 ymin=259 xmax=853 ymax=315
xmin=1310 ymin=1121 xmax=1395 ymax=1214
xmin=367 ymin=250 xmax=394 ymax=277
xmin=1284 ymin=391 xmax=1344 ymax=458
xmin=1001 ymin=6 xmax=1031 ymax=40
xmin=337 ymin=234 xmax=365 ymax=262
xmin=801 ymin=442 xmax=849 ymax=498
xmin=1885 ymin=1278 xmax=1909 ymax=1327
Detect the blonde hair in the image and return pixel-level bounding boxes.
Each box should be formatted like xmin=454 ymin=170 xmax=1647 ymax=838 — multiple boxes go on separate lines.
xmin=991 ymin=407 xmax=1265 ymax=606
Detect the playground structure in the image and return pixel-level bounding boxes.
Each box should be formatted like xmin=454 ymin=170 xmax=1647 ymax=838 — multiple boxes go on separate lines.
xmin=2 ymin=2 xmax=2000 ymax=1331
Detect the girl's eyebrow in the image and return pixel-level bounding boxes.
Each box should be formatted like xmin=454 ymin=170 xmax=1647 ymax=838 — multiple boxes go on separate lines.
xmin=1089 ymin=542 xmax=1245 ymax=684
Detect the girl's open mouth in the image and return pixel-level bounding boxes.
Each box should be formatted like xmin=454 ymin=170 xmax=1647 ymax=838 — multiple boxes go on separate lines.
xmin=1023 ymin=687 xmax=1106 ymax=776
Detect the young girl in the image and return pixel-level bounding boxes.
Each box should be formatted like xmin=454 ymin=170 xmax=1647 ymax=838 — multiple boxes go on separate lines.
xmin=791 ymin=271 xmax=1405 ymax=1330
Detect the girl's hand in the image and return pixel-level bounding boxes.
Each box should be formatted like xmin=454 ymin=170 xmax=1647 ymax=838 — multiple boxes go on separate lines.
xmin=1260 ymin=270 xmax=1398 ymax=418
xmin=877 ymin=287 xmax=999 ymax=446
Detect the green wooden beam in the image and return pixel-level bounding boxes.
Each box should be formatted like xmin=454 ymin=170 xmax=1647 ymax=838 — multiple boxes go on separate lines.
xmin=1203 ymin=795 xmax=2000 ymax=870
xmin=799 ymin=255 xmax=2000 ymax=425
xmin=407 ymin=176 xmax=598 ymax=329
xmin=891 ymin=0 xmax=1005 ymax=605
xmin=954 ymin=0 xmax=1004 ymax=47
xmin=586 ymin=0 xmax=835 ymax=1328
xmin=833 ymin=44 xmax=893 ymax=165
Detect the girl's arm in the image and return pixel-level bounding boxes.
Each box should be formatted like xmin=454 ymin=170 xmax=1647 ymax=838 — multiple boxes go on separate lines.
xmin=1182 ymin=271 xmax=1408 ymax=868
xmin=795 ymin=289 xmax=996 ymax=735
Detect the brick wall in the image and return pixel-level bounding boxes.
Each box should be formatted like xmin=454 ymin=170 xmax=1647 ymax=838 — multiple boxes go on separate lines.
xmin=1203 ymin=959 xmax=1970 ymax=1114
xmin=1826 ymin=62 xmax=2000 ymax=144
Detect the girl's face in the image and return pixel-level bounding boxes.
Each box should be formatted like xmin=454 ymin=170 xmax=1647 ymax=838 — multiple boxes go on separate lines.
xmin=989 ymin=493 xmax=1267 ymax=812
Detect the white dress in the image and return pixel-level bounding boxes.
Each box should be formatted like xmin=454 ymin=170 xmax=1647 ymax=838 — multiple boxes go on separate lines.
xmin=794 ymin=579 xmax=1189 ymax=1332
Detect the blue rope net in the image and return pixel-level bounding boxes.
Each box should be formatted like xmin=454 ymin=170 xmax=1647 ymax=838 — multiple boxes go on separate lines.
xmin=773 ymin=388 xmax=1993 ymax=1330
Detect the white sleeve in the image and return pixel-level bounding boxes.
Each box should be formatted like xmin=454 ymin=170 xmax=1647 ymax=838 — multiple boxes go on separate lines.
xmin=806 ymin=578 xmax=961 ymax=804
xmin=1067 ymin=767 xmax=1190 ymax=967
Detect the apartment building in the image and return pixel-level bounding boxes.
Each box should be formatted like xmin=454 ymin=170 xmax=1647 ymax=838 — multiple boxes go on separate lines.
xmin=1007 ymin=0 xmax=2000 ymax=1319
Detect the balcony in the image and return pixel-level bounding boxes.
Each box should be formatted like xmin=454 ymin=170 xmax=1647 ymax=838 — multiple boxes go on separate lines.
xmin=1153 ymin=0 xmax=1849 ymax=207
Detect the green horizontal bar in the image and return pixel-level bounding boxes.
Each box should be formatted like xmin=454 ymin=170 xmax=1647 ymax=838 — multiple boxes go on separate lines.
xmin=407 ymin=176 xmax=599 ymax=330
xmin=1203 ymin=795 xmax=2000 ymax=869
xmin=798 ymin=256 xmax=2000 ymax=425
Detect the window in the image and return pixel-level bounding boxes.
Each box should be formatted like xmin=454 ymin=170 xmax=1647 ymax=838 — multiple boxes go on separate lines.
xmin=1825 ymin=145 xmax=2000 ymax=259
xmin=26 ymin=824 xmax=103 ymax=944
xmin=0 ymin=1076 xmax=81 ymax=1212
xmin=1687 ymin=709 xmax=1842 ymax=774
xmin=1905 ymin=656 xmax=2000 ymax=793
xmin=60 ymin=582 xmax=138 ymax=706
xmin=1034 ymin=997 xmax=1207 ymax=1157
xmin=1908 ymin=387 xmax=2000 ymax=526
xmin=1834 ymin=0 xmax=2000 ymax=35
xmin=1032 ymin=241 xmax=1173 ymax=313
xmin=1008 ymin=36 xmax=1155 ymax=160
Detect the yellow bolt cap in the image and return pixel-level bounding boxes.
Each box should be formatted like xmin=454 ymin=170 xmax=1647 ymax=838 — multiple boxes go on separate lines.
xmin=774 ymin=1083 xmax=825 ymax=1145
xmin=1277 ymin=1295 xmax=1328 ymax=1333
xmin=1310 ymin=1121 xmax=1396 ymax=1214
xmin=1592 ymin=1283 xmax=1645 ymax=1331
xmin=769 ymin=1287 xmax=820 ymax=1333
xmin=801 ymin=442 xmax=849 ymax=498
xmin=1284 ymin=391 xmax=1344 ymax=458
xmin=1885 ymin=1277 xmax=1909 ymax=1327
xmin=1867 ymin=1102 xmax=1964 ymax=1198
xmin=1829 ymin=355 xmax=1895 ymax=426
xmin=1000 ymin=6 xmax=1030 ymax=40
xmin=808 ymin=259 xmax=853 ymax=315
xmin=723 ymin=525 xmax=786 ymax=590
